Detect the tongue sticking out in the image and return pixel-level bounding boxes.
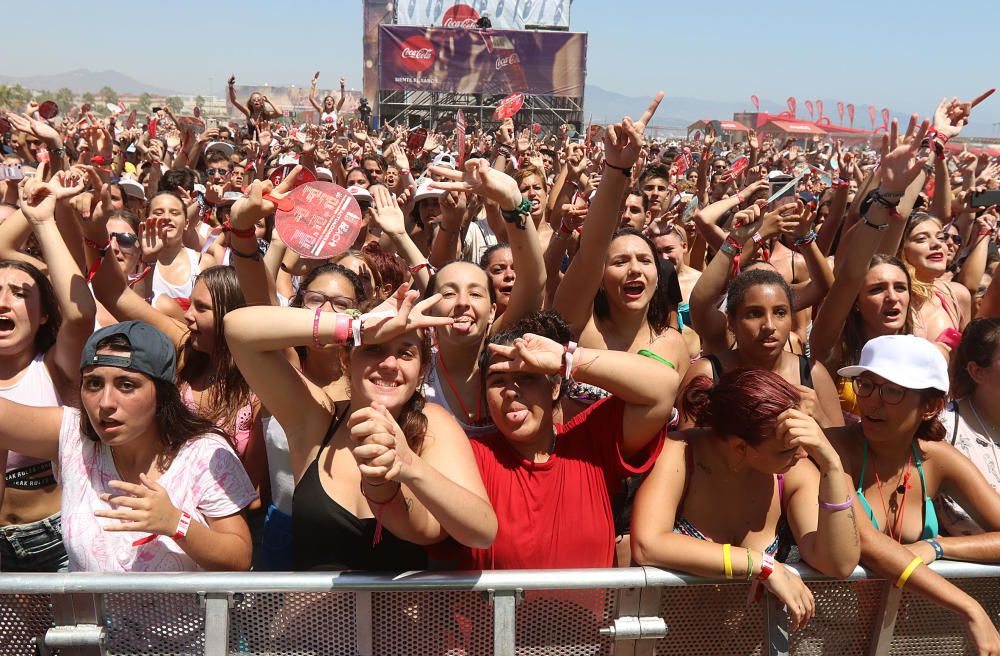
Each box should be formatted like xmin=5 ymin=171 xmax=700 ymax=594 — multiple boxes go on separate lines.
xmin=506 ymin=409 xmax=529 ymax=423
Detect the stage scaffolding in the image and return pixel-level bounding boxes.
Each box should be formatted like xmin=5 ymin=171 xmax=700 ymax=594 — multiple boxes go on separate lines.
xmin=377 ymin=89 xmax=585 ymax=133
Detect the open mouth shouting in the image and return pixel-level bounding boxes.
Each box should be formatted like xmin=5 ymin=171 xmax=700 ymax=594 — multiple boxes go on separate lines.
xmin=622 ymin=280 xmax=646 ymax=301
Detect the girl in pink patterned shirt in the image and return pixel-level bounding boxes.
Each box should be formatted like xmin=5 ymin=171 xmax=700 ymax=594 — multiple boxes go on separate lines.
xmin=0 ymin=321 xmax=256 ymax=572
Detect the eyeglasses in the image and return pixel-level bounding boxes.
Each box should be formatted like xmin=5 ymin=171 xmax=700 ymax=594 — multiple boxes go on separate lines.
xmin=110 ymin=232 xmax=139 ymax=250
xmin=852 ymin=377 xmax=907 ymax=405
xmin=946 ymin=233 xmax=963 ymax=246
xmin=300 ymin=291 xmax=357 ymax=312
xmin=206 ymin=168 xmax=230 ymax=177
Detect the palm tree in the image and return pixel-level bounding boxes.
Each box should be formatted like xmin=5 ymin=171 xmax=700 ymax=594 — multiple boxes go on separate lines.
xmin=81 ymin=92 xmax=96 ymax=108
xmin=100 ymin=86 xmax=118 ymax=105
xmin=165 ymin=96 xmax=184 ymax=114
xmin=195 ymin=95 xmax=205 ymax=108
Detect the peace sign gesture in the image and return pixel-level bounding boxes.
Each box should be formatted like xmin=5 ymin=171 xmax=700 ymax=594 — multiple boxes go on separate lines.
xmin=428 ymin=158 xmax=521 ymax=210
xmin=604 ymin=91 xmax=664 ymax=169
xmin=879 ymin=118 xmax=930 ymax=194
xmin=359 ymin=281 xmax=455 ymax=345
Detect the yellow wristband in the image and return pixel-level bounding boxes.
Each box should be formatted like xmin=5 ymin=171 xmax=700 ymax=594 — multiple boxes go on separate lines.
xmin=895 ymin=556 xmax=923 ymax=589
xmin=723 ymin=543 xmax=733 ymax=579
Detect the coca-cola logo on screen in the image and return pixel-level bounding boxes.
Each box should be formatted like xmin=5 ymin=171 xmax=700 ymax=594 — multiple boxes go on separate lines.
xmin=495 ymin=53 xmax=521 ymax=71
xmin=441 ymin=4 xmax=480 ymax=28
xmin=400 ymin=35 xmax=436 ymax=74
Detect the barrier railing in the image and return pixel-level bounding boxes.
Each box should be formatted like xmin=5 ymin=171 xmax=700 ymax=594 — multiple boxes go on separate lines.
xmin=3 ymin=561 xmax=1000 ymax=655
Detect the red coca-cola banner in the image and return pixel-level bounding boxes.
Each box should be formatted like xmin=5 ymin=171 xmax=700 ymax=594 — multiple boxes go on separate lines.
xmin=847 ymin=103 xmax=856 ymax=126
xmin=750 ymin=94 xmax=760 ymax=110
xmin=804 ymin=100 xmax=814 ymax=118
xmin=379 ymin=25 xmax=587 ymax=97
xmin=816 ymin=100 xmax=824 ymax=120
xmin=837 ymin=101 xmax=845 ymax=123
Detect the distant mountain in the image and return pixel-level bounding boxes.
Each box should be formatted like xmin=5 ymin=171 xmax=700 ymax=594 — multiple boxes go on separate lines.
xmin=584 ymin=86 xmax=997 ymax=137
xmin=0 ymin=69 xmax=180 ymax=96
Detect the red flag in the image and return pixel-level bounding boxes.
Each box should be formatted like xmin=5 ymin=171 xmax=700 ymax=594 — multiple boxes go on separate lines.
xmin=455 ymin=109 xmax=467 ymax=167
xmin=805 ymin=100 xmax=814 ymax=119
xmin=881 ymin=108 xmax=890 ymax=127
xmin=816 ymin=100 xmax=824 ymax=120
xmin=750 ymin=95 xmax=760 ymax=110
xmin=847 ymin=103 xmax=855 ymax=126
xmin=786 ymin=97 xmax=797 ymax=116
xmin=837 ymin=102 xmax=845 ymax=123
xmin=868 ymin=106 xmax=877 ymax=129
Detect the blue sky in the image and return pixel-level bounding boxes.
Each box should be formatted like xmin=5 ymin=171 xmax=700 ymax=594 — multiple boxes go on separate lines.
xmin=5 ymin=0 xmax=999 ymax=130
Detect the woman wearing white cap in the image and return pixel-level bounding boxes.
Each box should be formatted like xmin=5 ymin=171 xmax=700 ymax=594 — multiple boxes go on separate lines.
xmin=829 ymin=333 xmax=1000 ymax=648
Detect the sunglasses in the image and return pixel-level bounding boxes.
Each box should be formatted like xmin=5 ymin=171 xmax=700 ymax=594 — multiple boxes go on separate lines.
xmin=852 ymin=377 xmax=907 ymax=405
xmin=946 ymin=233 xmax=963 ymax=246
xmin=110 ymin=232 xmax=139 ymax=250
xmin=301 ymin=291 xmax=358 ymax=312
xmin=206 ymin=168 xmax=230 ymax=177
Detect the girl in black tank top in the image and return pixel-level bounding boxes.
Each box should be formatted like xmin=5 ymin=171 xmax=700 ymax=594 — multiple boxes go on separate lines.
xmin=293 ymin=402 xmax=427 ymax=571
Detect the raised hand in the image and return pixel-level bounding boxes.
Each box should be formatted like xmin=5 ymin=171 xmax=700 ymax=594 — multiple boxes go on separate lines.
xmin=604 ymin=91 xmax=664 ymax=169
xmin=486 ymin=332 xmax=565 ymax=376
xmin=311 ymin=71 xmax=320 ymax=87
xmin=776 ymin=407 xmax=839 ymax=470
xmin=878 ymin=119 xmax=931 ymax=194
xmin=370 ymin=185 xmax=406 ymax=236
xmin=6 ymin=111 xmax=62 ymax=147
xmin=428 ymin=158 xmax=521 ymax=210
xmin=360 ymin=282 xmax=455 ymax=344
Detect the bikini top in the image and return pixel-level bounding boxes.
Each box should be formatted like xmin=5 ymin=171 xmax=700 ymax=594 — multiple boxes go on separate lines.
xmin=704 ymin=353 xmax=813 ymax=389
xmin=673 ymin=433 xmax=791 ymax=560
xmin=857 ymin=441 xmax=938 ymax=541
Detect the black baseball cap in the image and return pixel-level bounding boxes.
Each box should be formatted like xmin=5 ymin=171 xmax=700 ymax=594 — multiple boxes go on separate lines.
xmin=80 ymin=321 xmax=176 ymax=384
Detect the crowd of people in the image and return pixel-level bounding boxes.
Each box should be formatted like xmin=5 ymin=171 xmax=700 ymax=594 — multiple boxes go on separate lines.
xmin=2 ymin=76 xmax=1000 ymax=650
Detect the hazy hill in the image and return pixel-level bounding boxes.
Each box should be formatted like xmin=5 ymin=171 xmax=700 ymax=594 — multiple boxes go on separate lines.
xmin=0 ymin=69 xmax=179 ymax=96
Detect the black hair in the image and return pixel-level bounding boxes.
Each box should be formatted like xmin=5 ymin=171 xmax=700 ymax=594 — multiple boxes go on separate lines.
xmin=290 ymin=263 xmax=367 ymax=360
xmin=158 ymin=168 xmax=197 ymax=193
xmin=479 ymin=243 xmax=512 ymax=270
xmin=479 ymin=310 xmax=572 ymax=399
xmin=0 ymin=260 xmax=60 ymax=355
xmin=594 ymin=228 xmax=678 ymax=334
xmin=725 ymin=268 xmax=795 ymax=317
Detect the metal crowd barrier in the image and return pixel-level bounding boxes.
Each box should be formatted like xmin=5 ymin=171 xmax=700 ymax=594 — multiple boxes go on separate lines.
xmin=2 ymin=561 xmax=1000 ymax=655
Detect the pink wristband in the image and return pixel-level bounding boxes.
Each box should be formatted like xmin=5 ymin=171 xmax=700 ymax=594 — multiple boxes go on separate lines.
xmin=818 ymin=494 xmax=854 ymax=512
xmin=333 ymin=314 xmax=352 ymax=345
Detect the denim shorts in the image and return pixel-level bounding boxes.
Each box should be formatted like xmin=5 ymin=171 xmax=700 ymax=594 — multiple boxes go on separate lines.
xmin=0 ymin=512 xmax=69 ymax=572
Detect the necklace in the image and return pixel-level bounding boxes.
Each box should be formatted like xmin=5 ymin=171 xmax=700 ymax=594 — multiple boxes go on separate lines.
xmin=968 ymin=398 xmax=1000 ymax=475
xmin=872 ymin=453 xmax=912 ymax=543
xmin=437 ymin=352 xmax=483 ymax=424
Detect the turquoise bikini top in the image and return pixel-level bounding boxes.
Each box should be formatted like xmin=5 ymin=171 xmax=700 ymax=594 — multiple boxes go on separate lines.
xmin=857 ymin=441 xmax=938 ymax=541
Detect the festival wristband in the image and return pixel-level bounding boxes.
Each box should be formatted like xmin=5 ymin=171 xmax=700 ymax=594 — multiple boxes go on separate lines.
xmin=745 ymin=547 xmax=754 ymax=581
xmin=757 ymin=552 xmax=774 ymax=581
xmin=818 ymin=494 xmax=854 ymax=512
xmin=333 ymin=313 xmax=352 ymax=346
xmin=561 ymin=341 xmax=578 ymax=381
xmin=172 ymin=510 xmax=192 ymax=540
xmin=925 ymin=539 xmax=945 ymax=560
xmin=723 ymin=543 xmax=734 ymax=579
xmin=895 ymin=556 xmax=923 ymax=589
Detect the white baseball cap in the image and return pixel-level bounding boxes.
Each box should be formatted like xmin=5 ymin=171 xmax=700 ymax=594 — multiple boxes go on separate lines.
xmin=412 ymin=179 xmax=444 ymax=203
xmin=837 ymin=334 xmax=949 ymax=394
xmin=347 ymin=185 xmax=373 ymax=206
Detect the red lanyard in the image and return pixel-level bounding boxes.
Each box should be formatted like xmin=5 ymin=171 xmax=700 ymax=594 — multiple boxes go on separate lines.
xmin=874 ymin=454 xmax=912 ymax=543
xmin=437 ymin=352 xmax=481 ymax=424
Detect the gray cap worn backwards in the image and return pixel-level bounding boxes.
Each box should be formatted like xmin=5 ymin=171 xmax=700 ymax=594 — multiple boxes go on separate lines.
xmin=80 ymin=321 xmax=177 ymax=384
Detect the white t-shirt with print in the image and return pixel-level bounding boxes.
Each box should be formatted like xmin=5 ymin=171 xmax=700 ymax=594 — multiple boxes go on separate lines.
xmin=55 ymin=407 xmax=257 ymax=572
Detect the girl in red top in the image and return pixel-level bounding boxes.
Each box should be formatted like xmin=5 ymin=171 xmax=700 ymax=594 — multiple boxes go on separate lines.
xmin=457 ymin=310 xmax=678 ymax=569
